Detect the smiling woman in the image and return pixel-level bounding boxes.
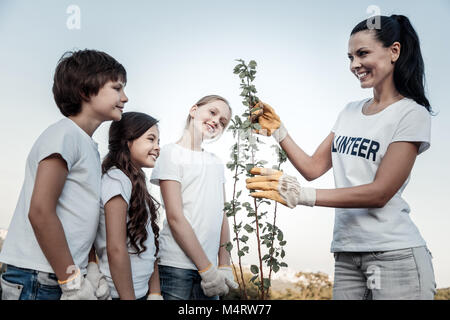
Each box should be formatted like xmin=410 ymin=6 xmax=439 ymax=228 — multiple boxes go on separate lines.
xmin=350 ymin=15 xmax=431 ymax=112
xmin=247 ymin=14 xmax=436 ymax=300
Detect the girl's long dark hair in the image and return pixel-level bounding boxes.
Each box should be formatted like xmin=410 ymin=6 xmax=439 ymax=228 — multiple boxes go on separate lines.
xmin=351 ymin=15 xmax=431 ymax=112
xmin=102 ymin=112 xmax=160 ymax=257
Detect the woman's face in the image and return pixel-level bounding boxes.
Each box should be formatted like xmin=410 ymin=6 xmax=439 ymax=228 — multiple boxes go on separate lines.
xmin=128 ymin=125 xmax=160 ymax=169
xmin=348 ymin=30 xmax=400 ymax=89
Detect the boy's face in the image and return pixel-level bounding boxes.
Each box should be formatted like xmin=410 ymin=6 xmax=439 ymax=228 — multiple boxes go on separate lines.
xmin=84 ymin=80 xmax=128 ymax=121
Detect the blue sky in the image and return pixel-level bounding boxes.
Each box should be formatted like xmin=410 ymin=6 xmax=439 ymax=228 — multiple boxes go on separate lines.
xmin=1 ymin=0 xmax=449 ymax=288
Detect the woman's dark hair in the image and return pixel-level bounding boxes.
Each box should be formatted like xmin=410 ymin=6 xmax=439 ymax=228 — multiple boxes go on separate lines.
xmin=53 ymin=49 xmax=127 ymax=116
xmin=102 ymin=112 xmax=160 ymax=257
xmin=351 ymin=15 xmax=431 ymax=112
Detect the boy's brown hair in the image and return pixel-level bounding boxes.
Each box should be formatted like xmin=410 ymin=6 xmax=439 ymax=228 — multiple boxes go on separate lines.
xmin=52 ymin=49 xmax=127 ymax=116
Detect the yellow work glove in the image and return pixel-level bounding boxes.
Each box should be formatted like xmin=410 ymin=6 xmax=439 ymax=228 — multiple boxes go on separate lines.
xmin=250 ymin=102 xmax=288 ymax=143
xmin=246 ymin=167 xmax=316 ymax=208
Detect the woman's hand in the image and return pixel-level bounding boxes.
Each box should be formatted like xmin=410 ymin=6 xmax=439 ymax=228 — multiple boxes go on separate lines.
xmin=251 ymin=102 xmax=288 ymax=143
xmin=246 ymin=167 xmax=316 ymax=208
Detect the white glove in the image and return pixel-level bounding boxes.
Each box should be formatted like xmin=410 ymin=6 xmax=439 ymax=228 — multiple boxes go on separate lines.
xmin=199 ymin=264 xmax=228 ymax=297
xmin=147 ymin=293 xmax=164 ymax=300
xmin=272 ymin=122 xmax=288 ymax=143
xmin=86 ymin=262 xmax=112 ymax=300
xmin=279 ymin=174 xmax=316 ymax=208
xmin=59 ymin=268 xmax=98 ymax=300
xmin=218 ymin=265 xmax=239 ymax=290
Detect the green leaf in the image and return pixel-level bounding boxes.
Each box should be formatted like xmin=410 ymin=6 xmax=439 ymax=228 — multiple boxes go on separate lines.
xmin=245 ymin=164 xmax=254 ymax=173
xmin=243 ymin=224 xmax=254 ymax=233
xmin=277 ymin=231 xmax=284 ymax=242
xmin=240 ymin=235 xmax=249 ymax=242
xmin=249 ymin=60 xmax=257 ymax=69
xmin=242 ymin=119 xmax=251 ymax=129
xmin=273 ymin=264 xmax=280 ymax=273
xmin=252 ymin=123 xmax=261 ymax=131
xmin=250 ymin=265 xmax=259 ymax=274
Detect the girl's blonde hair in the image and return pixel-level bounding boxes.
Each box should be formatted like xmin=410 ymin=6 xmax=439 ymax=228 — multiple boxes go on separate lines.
xmin=184 ymin=95 xmax=232 ymax=129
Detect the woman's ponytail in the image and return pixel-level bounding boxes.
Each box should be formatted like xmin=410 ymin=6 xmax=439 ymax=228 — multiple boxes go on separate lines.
xmin=351 ymin=15 xmax=431 ymax=112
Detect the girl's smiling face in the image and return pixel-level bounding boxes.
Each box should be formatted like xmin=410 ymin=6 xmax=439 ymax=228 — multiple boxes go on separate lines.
xmin=128 ymin=125 xmax=160 ymax=169
xmin=190 ymin=100 xmax=231 ymax=140
xmin=348 ymin=30 xmax=400 ymax=89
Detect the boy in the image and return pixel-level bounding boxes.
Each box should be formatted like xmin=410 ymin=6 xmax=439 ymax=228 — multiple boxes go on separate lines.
xmin=0 ymin=50 xmax=128 ymax=300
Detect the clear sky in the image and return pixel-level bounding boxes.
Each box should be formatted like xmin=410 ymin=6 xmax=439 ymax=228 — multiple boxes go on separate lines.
xmin=1 ymin=0 xmax=449 ymax=288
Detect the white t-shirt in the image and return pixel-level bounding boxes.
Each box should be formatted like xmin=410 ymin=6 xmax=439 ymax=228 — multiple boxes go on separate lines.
xmin=94 ymin=168 xmax=157 ymax=299
xmin=330 ymin=97 xmax=431 ymax=252
xmin=0 ymin=118 xmax=101 ymax=273
xmin=150 ymin=143 xmax=225 ymax=270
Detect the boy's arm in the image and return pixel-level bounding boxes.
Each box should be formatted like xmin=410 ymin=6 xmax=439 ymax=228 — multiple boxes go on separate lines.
xmin=28 ymin=154 xmax=76 ymax=282
xmin=104 ymin=195 xmax=136 ymax=300
xmin=159 ymin=180 xmax=210 ymax=271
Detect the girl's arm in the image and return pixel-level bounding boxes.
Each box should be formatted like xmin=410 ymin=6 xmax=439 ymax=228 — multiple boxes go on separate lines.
xmin=218 ymin=186 xmax=231 ymax=266
xmin=218 ymin=213 xmax=231 ymax=266
xmin=28 ymin=154 xmax=76 ymax=282
xmin=148 ymin=261 xmax=161 ymax=294
xmin=314 ymin=141 xmax=420 ymax=208
xmin=159 ymin=180 xmax=210 ymax=271
xmin=104 ymin=195 xmax=135 ymax=300
xmin=279 ymin=132 xmax=334 ymax=181
xmin=88 ymin=246 xmax=97 ymax=263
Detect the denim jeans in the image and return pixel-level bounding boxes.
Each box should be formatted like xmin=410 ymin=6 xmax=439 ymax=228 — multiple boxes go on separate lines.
xmin=332 ymin=246 xmax=437 ymax=300
xmin=0 ymin=264 xmax=62 ymax=300
xmin=159 ymin=265 xmax=219 ymax=300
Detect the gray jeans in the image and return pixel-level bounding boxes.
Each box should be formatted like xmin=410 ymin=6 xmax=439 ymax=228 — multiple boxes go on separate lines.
xmin=332 ymin=246 xmax=436 ymax=300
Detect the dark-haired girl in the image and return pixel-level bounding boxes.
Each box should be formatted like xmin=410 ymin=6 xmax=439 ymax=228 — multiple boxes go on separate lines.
xmin=247 ymin=15 xmax=436 ymax=299
xmin=94 ymin=112 xmax=162 ymax=300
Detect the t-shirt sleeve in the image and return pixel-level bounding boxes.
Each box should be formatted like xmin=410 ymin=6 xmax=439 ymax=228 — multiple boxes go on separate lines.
xmin=391 ymin=107 xmax=431 ymax=155
xmin=331 ymin=103 xmax=350 ymax=133
xmin=331 ymin=113 xmax=340 ymax=133
xmin=150 ymin=145 xmax=182 ymax=185
xmin=35 ymin=125 xmax=79 ymax=171
xmin=101 ymin=169 xmax=132 ymax=207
